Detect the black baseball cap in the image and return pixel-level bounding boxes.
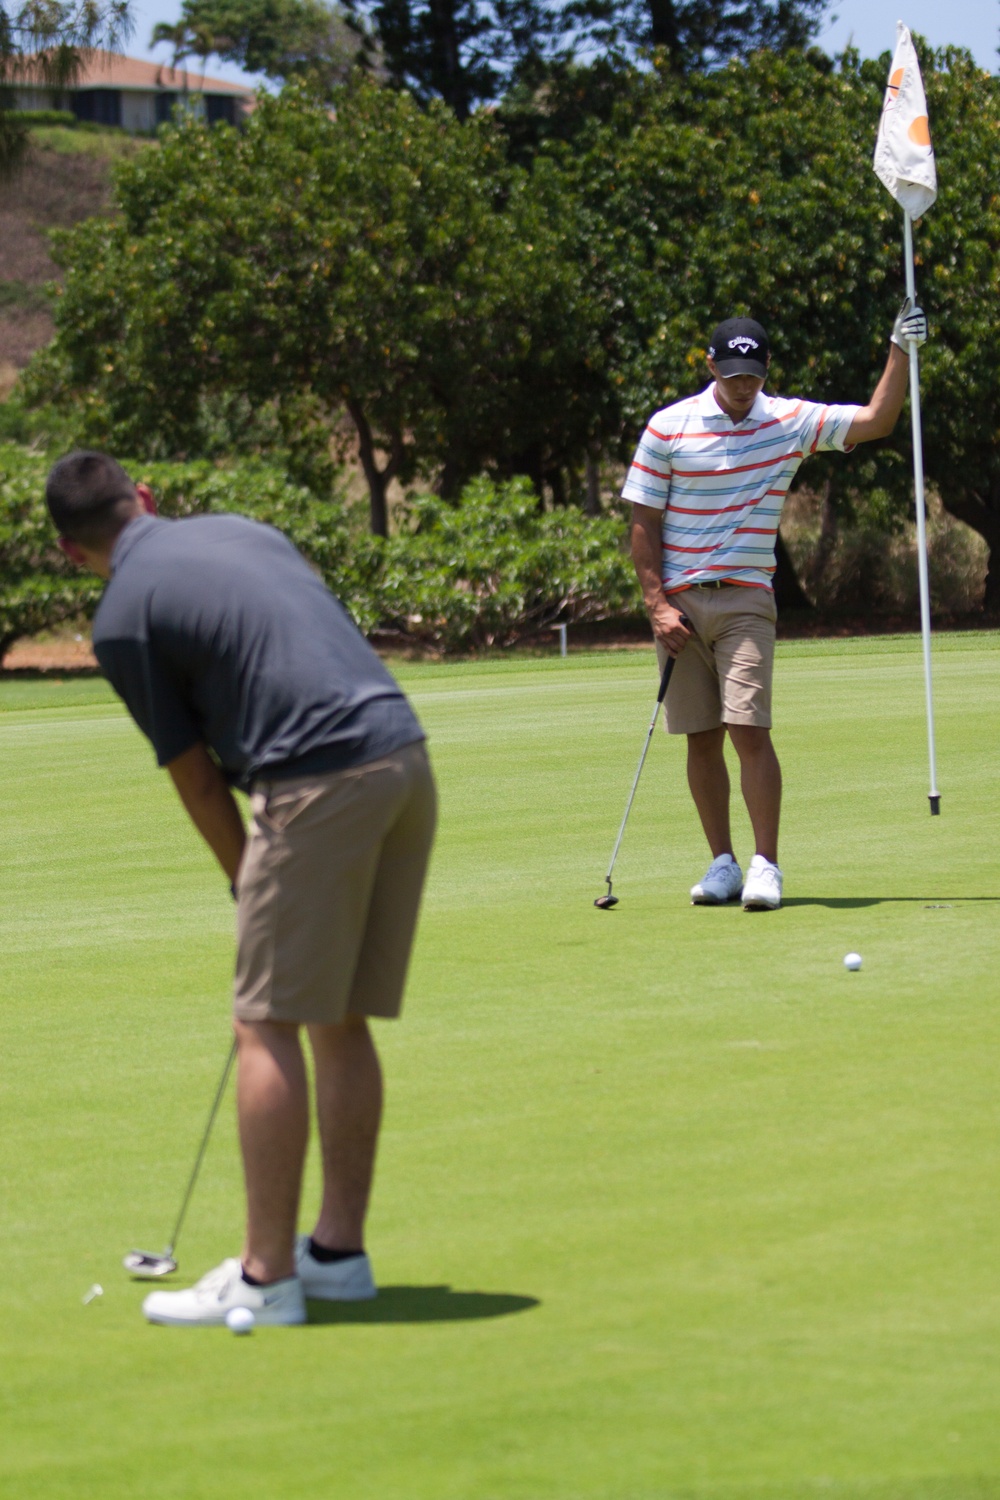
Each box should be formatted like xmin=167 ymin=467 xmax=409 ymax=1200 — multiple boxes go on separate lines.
xmin=707 ymin=317 xmax=770 ymax=377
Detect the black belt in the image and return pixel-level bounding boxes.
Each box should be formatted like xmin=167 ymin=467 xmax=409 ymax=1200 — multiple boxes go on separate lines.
xmin=691 ymin=580 xmax=732 ymax=590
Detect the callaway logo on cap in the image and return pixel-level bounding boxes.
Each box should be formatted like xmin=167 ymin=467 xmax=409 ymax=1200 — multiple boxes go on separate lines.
xmin=707 ymin=317 xmax=770 ymax=377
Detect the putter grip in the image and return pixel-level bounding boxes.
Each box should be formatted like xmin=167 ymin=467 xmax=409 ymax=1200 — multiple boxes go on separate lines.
xmin=656 ymin=614 xmax=690 ymax=703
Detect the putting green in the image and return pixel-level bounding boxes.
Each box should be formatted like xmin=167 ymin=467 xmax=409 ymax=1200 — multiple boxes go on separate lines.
xmin=1 ymin=635 xmax=999 ymax=1499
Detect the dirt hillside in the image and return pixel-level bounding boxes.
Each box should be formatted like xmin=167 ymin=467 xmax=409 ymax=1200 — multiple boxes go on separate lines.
xmin=0 ymin=128 xmax=137 ymax=396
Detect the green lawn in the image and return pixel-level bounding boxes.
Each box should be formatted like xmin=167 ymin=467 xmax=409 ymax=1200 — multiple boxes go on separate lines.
xmin=2 ymin=635 xmax=999 ymax=1499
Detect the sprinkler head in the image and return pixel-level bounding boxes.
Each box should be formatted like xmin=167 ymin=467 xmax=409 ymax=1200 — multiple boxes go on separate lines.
xmin=123 ymin=1249 xmax=178 ymax=1278
xmin=593 ymin=893 xmax=619 ymax=909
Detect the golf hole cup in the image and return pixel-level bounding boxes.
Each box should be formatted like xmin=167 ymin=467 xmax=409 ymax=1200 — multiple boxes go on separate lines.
xmin=843 ymin=952 xmax=862 ymax=972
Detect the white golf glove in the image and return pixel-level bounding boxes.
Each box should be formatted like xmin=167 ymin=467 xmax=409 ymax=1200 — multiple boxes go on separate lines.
xmin=891 ymin=297 xmax=928 ymax=350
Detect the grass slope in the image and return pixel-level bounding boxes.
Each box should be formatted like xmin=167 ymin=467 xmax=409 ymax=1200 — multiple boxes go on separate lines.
xmin=1 ymin=636 xmax=999 ymax=1499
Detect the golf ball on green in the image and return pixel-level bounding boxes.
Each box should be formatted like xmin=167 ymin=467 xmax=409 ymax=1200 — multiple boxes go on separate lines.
xmin=844 ymin=952 xmax=862 ymax=971
xmin=225 ymin=1306 xmax=255 ymax=1334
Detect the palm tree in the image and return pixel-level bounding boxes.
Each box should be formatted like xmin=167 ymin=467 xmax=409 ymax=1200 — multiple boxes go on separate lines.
xmin=151 ymin=16 xmax=216 ymax=110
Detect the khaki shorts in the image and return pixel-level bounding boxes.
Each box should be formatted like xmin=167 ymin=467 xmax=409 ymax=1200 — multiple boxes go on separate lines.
xmin=655 ymin=585 xmax=777 ymax=735
xmin=233 ymin=741 xmax=436 ymax=1025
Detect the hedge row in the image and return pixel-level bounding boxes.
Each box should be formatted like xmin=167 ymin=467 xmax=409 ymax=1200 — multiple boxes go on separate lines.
xmin=0 ymin=445 xmax=641 ymax=657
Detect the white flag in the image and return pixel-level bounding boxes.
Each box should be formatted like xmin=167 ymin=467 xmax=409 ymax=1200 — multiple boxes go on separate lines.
xmin=873 ymin=21 xmax=937 ymax=217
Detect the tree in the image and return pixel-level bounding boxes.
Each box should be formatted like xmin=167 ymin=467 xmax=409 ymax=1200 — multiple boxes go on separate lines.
xmin=23 ymin=44 xmax=998 ymax=598
xmin=149 ymin=16 xmax=216 ymax=80
xmin=348 ymin=0 xmax=565 ymax=118
xmin=155 ymin=0 xmax=365 ymax=91
xmin=26 ymin=79 xmax=603 ymax=532
xmin=889 ymin=48 xmax=1000 ymax=611
xmin=1 ymin=0 xmax=132 ymax=175
xmin=347 ymin=0 xmax=829 ymax=121
xmin=531 ymin=45 xmax=999 ymax=605
xmin=570 ymin=0 xmax=829 ymax=74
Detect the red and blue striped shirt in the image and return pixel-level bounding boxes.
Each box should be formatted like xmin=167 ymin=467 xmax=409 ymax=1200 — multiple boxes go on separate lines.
xmin=622 ymin=385 xmax=859 ymax=593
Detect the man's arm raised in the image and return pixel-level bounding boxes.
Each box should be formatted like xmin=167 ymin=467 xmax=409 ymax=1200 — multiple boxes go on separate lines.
xmin=846 ymin=299 xmax=927 ymax=446
xmin=167 ymin=742 xmax=246 ymax=887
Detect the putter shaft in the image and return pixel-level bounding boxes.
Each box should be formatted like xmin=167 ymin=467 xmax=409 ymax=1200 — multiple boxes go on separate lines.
xmin=596 ymin=648 xmax=679 ymax=905
xmin=125 ymin=1038 xmax=237 ymax=1278
xmin=167 ymin=1037 xmax=237 ymax=1254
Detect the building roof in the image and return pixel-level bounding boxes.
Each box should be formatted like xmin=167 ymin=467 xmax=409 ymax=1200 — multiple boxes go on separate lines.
xmin=14 ymin=49 xmax=255 ymax=97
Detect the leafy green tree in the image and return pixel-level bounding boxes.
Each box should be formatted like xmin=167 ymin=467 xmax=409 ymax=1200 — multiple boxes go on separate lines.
xmin=149 ymin=15 xmax=217 ymax=80
xmin=1 ymin=0 xmax=132 ymax=175
xmin=349 ymin=0 xmax=564 ymax=118
xmin=537 ymin=44 xmax=999 ymax=606
xmin=155 ymin=0 xmax=364 ymax=90
xmin=23 ymin=42 xmax=998 ymax=604
xmin=569 ymin=0 xmax=828 ymax=74
xmin=359 ymin=0 xmax=491 ymax=116
xmin=27 ymin=79 xmax=602 ymax=532
xmin=349 ymin=0 xmax=829 ymax=118
xmin=892 ymin=48 xmax=1000 ymax=610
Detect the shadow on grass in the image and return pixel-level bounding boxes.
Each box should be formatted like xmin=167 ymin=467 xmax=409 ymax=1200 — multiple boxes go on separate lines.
xmin=305 ymin=1285 xmax=539 ymax=1326
xmin=781 ymin=897 xmax=1000 ymax=908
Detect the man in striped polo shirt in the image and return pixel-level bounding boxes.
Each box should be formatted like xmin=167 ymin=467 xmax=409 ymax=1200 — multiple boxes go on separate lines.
xmin=624 ymin=304 xmax=926 ymax=911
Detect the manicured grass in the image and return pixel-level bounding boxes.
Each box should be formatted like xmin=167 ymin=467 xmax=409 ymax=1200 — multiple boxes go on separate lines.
xmin=2 ymin=635 xmax=999 ymax=1499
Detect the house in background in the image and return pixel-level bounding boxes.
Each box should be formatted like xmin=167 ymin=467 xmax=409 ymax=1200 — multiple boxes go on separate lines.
xmin=11 ymin=50 xmax=254 ymax=132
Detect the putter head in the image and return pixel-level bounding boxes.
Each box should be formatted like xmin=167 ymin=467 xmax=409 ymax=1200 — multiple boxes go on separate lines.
xmin=123 ymin=1249 xmax=178 ymax=1278
xmin=593 ymin=893 xmax=619 ymax=909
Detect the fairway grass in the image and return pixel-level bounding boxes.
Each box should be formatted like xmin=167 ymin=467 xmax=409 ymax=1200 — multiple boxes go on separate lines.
xmin=2 ymin=635 xmax=999 ymax=1499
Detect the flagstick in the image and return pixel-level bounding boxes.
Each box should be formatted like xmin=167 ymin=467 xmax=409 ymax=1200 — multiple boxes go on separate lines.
xmin=903 ymin=208 xmax=940 ymax=815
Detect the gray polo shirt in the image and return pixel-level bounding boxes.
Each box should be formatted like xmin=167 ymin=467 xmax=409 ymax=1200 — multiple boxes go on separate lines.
xmin=93 ymin=513 xmax=423 ymax=791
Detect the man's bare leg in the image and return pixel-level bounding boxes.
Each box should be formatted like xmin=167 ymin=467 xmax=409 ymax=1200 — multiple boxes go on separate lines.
xmin=727 ymin=724 xmax=782 ymax=864
xmin=307 ymin=1015 xmax=383 ymax=1252
xmin=235 ymin=1018 xmax=309 ymax=1284
xmin=686 ymin=726 xmax=735 ymax=858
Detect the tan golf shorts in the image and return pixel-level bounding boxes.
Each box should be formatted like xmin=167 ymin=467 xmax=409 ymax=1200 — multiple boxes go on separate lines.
xmin=655 ymin=584 xmax=777 ymax=735
xmin=233 ymin=740 xmax=436 ymax=1025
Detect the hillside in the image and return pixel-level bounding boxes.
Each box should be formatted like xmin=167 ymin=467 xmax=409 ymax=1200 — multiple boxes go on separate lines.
xmin=0 ymin=127 xmax=144 ymax=397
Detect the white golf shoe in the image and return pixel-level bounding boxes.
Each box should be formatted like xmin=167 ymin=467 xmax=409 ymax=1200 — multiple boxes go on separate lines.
xmin=741 ymin=855 xmax=783 ymax=911
xmin=142 ymin=1257 xmax=306 ymax=1327
xmin=295 ymin=1236 xmax=377 ymax=1301
xmin=690 ymin=853 xmax=743 ymax=905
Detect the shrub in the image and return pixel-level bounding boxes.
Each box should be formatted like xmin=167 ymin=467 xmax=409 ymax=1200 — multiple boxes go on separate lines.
xmin=129 ymin=458 xmax=383 ymax=634
xmin=0 ymin=446 xmax=380 ymax=657
xmin=376 ymin=476 xmax=641 ymax=650
xmin=21 ymin=110 xmax=78 ymax=127
xmin=1 ymin=448 xmax=640 ymax=660
xmin=0 ymin=444 xmax=101 ymax=660
xmin=782 ymin=487 xmax=987 ymax=618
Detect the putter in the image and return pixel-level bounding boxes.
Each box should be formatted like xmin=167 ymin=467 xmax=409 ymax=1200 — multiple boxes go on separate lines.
xmin=594 ymin=621 xmax=689 ymax=909
xmin=123 ymin=1038 xmax=237 ymax=1279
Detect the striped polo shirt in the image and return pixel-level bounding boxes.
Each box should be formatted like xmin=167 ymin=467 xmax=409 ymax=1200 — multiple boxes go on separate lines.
xmin=622 ymin=384 xmax=859 ymax=593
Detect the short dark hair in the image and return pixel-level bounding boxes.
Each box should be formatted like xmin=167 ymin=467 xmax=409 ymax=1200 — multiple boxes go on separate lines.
xmin=46 ymin=451 xmax=139 ymax=546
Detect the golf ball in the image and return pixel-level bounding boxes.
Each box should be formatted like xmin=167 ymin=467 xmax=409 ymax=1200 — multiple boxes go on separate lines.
xmin=843 ymin=952 xmax=862 ymax=971
xmin=225 ymin=1306 xmax=255 ymax=1335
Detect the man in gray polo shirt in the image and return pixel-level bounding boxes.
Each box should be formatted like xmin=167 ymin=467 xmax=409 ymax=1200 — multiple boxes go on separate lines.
xmin=47 ymin=451 xmax=437 ymax=1326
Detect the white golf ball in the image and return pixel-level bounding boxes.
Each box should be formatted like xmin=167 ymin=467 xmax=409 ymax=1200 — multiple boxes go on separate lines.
xmin=225 ymin=1306 xmax=255 ymax=1335
xmin=843 ymin=952 xmax=862 ymax=971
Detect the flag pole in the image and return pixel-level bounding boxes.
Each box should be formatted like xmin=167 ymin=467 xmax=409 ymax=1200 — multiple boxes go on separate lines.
xmin=902 ymin=208 xmax=940 ymax=814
